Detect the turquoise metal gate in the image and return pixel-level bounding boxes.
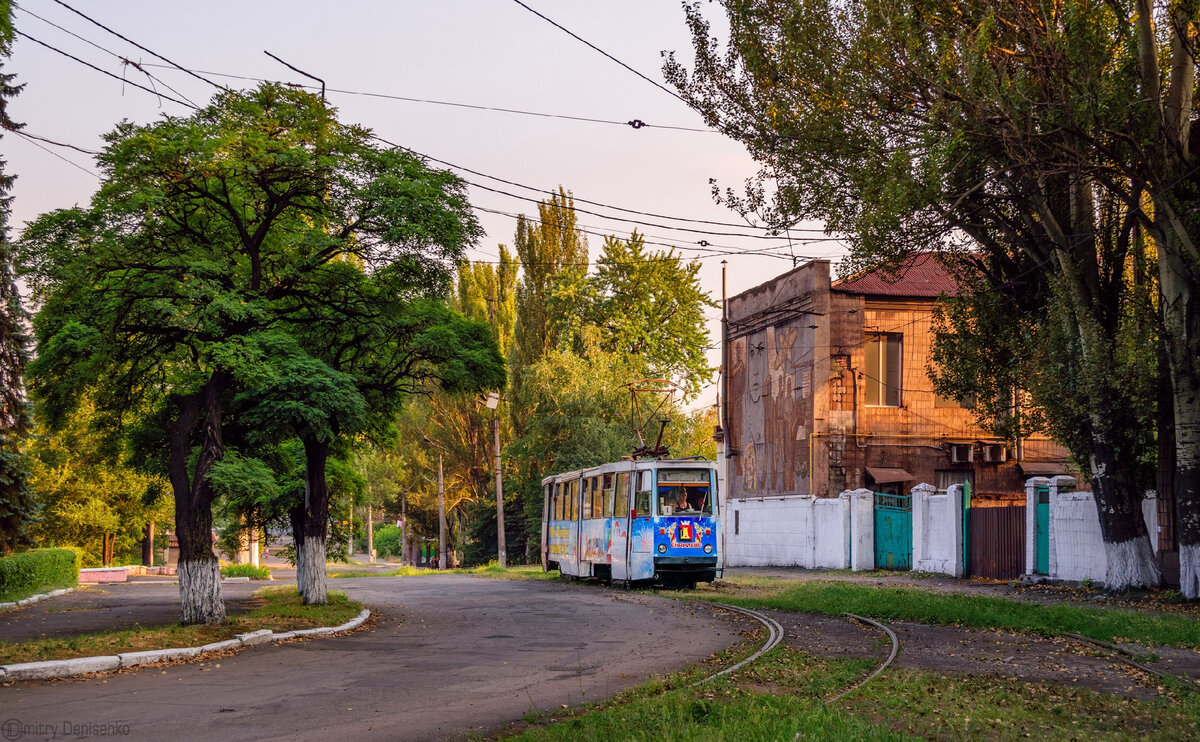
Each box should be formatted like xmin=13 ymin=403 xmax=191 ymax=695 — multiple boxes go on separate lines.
xmin=874 ymin=492 xmax=912 ymax=570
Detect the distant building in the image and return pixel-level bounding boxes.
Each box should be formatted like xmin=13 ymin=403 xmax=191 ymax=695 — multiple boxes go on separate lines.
xmin=721 ymin=254 xmax=1074 ymax=506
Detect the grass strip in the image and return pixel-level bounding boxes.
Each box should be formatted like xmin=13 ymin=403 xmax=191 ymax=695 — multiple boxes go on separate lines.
xmin=505 ymin=638 xmax=1199 ymax=741
xmin=690 ymin=581 xmax=1200 ymax=649
xmin=0 ymin=586 xmax=361 ymax=664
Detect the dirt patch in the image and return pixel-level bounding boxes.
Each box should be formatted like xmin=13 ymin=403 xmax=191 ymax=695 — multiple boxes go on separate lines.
xmin=772 ymin=610 xmax=1200 ymax=700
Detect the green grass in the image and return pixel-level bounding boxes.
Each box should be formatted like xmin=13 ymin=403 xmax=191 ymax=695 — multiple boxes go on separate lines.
xmin=328 ymin=563 xmax=559 ymax=580
xmin=689 ymin=581 xmax=1200 ymax=649
xmin=220 ymin=563 xmax=272 ymax=579
xmin=0 ymin=586 xmax=362 ymax=664
xmin=503 ymin=633 xmax=1199 ymax=741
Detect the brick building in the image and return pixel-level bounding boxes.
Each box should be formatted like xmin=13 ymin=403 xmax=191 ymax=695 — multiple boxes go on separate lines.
xmin=721 ymin=254 xmax=1075 ymax=506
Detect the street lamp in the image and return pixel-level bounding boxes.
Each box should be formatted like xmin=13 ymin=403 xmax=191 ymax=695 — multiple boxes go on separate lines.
xmin=422 ymin=436 xmax=447 ymax=571
xmin=484 ymin=392 xmax=507 ymax=568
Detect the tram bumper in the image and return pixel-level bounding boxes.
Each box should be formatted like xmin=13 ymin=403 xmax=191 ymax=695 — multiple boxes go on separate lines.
xmin=653 ymin=556 xmax=718 ymax=580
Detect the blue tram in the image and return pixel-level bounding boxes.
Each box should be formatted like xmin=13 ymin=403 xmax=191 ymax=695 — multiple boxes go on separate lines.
xmin=541 ymin=458 xmax=722 ymax=587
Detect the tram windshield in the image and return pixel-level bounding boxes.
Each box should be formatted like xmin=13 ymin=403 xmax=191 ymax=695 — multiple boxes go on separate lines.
xmin=656 ymin=469 xmax=714 ymax=516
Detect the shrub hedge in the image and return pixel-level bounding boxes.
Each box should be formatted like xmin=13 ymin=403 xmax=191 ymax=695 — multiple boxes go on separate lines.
xmin=0 ymin=548 xmax=82 ymax=603
xmin=220 ymin=563 xmax=271 ymax=579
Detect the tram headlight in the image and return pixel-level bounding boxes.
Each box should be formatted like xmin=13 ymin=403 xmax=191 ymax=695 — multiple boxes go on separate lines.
xmin=657 ymin=544 xmax=667 ymax=554
xmin=703 ymin=544 xmax=713 ymax=554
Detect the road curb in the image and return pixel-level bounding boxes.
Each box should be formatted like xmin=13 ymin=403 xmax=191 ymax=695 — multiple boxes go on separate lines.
xmin=0 ymin=587 xmax=77 ymax=612
xmin=0 ymin=608 xmax=371 ymax=683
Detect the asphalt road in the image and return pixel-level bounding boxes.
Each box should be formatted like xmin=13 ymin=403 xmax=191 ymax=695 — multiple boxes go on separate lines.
xmin=1 ymin=576 xmax=742 ymax=741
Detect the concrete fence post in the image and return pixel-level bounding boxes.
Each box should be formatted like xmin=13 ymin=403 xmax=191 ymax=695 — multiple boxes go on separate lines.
xmin=910 ymin=482 xmax=936 ymax=572
xmin=1047 ymin=475 xmax=1076 ymax=579
xmin=946 ymin=483 xmax=964 ymax=578
xmin=847 ymin=489 xmax=875 ymax=571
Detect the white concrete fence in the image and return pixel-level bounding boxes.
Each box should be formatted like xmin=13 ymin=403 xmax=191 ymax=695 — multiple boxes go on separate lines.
xmin=726 ymin=477 xmax=1156 ymax=586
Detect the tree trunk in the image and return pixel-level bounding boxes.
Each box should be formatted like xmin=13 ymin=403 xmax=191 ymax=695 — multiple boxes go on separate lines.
xmin=1160 ymin=252 xmax=1200 ymax=598
xmin=142 ymin=522 xmax=154 ymax=567
xmin=169 ymin=373 xmax=230 ymax=625
xmin=290 ymin=504 xmax=307 ymax=597
xmin=298 ymin=434 xmax=331 ymax=605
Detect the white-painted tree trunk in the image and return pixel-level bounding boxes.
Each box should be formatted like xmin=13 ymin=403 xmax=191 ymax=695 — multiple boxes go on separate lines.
xmin=1103 ymin=537 xmax=1160 ymax=591
xmin=295 ymin=539 xmax=306 ymax=595
xmin=298 ymin=536 xmax=328 ymax=605
xmin=178 ymin=557 xmax=225 ymax=625
xmin=1180 ymin=543 xmax=1200 ymax=599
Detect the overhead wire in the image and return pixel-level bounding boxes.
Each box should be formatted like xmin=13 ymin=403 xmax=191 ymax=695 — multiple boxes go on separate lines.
xmin=14 ymin=29 xmax=198 ymax=109
xmin=17 ymin=5 xmax=199 ymax=108
xmin=48 ymin=0 xmax=227 ymax=92
xmin=508 ymin=0 xmax=689 ymax=105
xmin=10 ymin=130 xmax=99 ymax=178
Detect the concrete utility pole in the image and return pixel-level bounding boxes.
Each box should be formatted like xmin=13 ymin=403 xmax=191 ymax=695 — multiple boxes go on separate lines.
xmin=400 ymin=491 xmax=407 ymax=566
xmin=367 ymin=503 xmax=374 ymax=563
xmin=485 ymin=392 xmax=506 ymax=568
xmin=437 ymin=451 xmax=446 ymax=570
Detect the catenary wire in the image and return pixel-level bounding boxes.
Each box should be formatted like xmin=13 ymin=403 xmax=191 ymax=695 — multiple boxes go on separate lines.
xmin=10 ymin=130 xmax=100 ymax=178
xmin=48 ymin=0 xmax=227 ymax=92
xmin=508 ymin=0 xmax=689 ymax=105
xmin=13 ymin=29 xmax=198 ymax=109
xmin=17 ymin=5 xmax=199 ymax=108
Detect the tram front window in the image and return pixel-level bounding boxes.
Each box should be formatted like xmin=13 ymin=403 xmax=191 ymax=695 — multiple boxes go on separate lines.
xmin=656 ymin=469 xmax=714 ymax=516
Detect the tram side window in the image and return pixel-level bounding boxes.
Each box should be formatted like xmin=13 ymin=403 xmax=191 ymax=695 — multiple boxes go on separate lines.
xmin=591 ymin=477 xmax=603 ymax=518
xmin=614 ymin=472 xmax=630 ymax=516
xmin=571 ymin=481 xmax=580 ymax=520
xmin=602 ymin=474 xmax=615 ymax=517
xmin=582 ymin=478 xmax=592 ymax=519
xmin=635 ymin=471 xmax=653 ymax=516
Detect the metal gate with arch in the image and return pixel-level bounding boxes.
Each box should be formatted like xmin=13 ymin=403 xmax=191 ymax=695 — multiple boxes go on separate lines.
xmin=874 ymin=492 xmax=912 ymax=570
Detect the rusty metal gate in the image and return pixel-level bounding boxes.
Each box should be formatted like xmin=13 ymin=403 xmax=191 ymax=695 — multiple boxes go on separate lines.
xmin=874 ymin=493 xmax=912 ymax=570
xmin=969 ymin=505 xmax=1026 ymax=580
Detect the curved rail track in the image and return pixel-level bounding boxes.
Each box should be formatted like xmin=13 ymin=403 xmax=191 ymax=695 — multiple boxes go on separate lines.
xmin=823 ymin=612 xmax=900 ymax=704
xmin=692 ymin=603 xmax=785 ymax=686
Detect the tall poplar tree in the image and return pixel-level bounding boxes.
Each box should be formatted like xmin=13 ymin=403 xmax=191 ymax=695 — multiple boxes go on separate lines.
xmin=0 ymin=0 xmax=34 ymax=553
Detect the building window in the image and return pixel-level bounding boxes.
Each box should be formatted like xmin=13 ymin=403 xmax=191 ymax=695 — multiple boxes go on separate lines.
xmin=865 ymin=333 xmax=902 ymax=406
xmin=935 ymin=470 xmax=974 ymax=493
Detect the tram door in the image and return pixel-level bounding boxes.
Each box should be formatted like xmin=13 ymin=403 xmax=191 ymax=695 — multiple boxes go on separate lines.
xmin=610 ymin=471 xmax=632 ymax=581
xmin=628 ymin=470 xmax=656 ymax=581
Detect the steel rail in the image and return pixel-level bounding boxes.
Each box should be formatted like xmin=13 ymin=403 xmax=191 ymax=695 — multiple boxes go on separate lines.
xmin=824 ymin=612 xmax=900 ymax=704
xmin=692 ymin=603 xmax=785 ymax=686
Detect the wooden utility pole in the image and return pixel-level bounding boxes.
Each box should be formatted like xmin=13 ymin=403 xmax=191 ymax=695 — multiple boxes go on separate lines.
xmin=437 ymin=451 xmax=446 ymax=570
xmin=367 ymin=503 xmax=374 ymax=563
xmin=493 ymin=413 xmax=506 ymax=568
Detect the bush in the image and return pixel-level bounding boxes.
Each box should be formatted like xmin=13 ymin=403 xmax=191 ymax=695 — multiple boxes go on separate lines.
xmin=373 ymin=524 xmax=402 ymax=559
xmin=220 ymin=563 xmax=271 ymax=579
xmin=0 ymin=548 xmax=82 ymax=603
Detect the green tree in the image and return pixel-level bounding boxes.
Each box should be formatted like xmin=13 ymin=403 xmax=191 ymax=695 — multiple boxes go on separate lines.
xmin=26 ymin=402 xmax=171 ymax=566
xmin=665 ymin=0 xmax=1196 ymax=591
xmin=0 ymin=0 xmax=33 ymax=554
xmin=19 ymin=84 xmax=485 ymax=620
xmin=550 ymin=231 xmax=716 ymax=399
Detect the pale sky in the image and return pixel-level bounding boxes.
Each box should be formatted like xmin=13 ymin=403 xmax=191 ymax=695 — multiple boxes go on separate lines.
xmin=6 ymin=0 xmax=849 ymax=407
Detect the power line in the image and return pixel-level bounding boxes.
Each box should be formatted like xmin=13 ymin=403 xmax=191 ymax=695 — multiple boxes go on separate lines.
xmin=17 ymin=6 xmax=199 ymax=109
xmin=11 ymin=130 xmax=99 ymax=178
xmin=471 ymin=204 xmax=827 ymax=263
xmin=509 ymin=0 xmax=689 ymax=106
xmin=138 ymin=62 xmax=712 ymax=134
xmin=371 ymin=134 xmax=842 ymax=246
xmin=14 ymin=29 xmax=198 ymax=109
xmin=48 ymin=0 xmax=226 ymax=92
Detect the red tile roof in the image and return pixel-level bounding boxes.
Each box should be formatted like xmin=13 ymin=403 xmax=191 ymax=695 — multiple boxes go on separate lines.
xmin=831 ymin=252 xmax=960 ymax=298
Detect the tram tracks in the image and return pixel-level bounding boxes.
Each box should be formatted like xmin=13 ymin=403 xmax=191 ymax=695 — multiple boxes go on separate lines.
xmin=693 ymin=603 xmax=784 ymax=686
xmin=695 ymin=603 xmax=900 ymax=704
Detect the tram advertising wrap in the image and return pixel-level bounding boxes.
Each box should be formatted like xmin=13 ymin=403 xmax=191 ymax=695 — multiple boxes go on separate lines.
xmin=541 ymin=458 xmax=721 ymax=588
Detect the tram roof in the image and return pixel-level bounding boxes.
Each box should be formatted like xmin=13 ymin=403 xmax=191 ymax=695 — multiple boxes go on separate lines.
xmin=541 ymin=458 xmax=717 ymax=486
